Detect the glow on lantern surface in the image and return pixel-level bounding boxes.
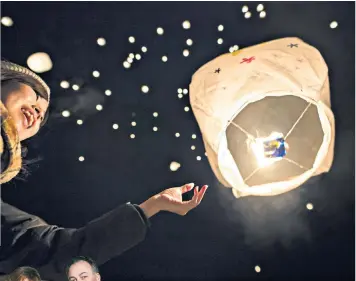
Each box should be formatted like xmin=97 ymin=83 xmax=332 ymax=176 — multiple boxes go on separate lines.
xmin=97 ymin=37 xmax=106 ymax=46
xmin=60 ymin=81 xmax=70 ymax=89
xmin=157 ymin=27 xmax=164 ymax=35
xmin=170 ymin=161 xmax=181 ymax=171
xmin=1 ymin=17 xmax=13 ymax=27
xmin=182 ymin=20 xmax=191 ymax=29
xmin=27 ymin=52 xmax=53 ymax=73
xmin=62 ymin=110 xmax=70 ymax=117
xmin=141 ymin=85 xmax=149 ymax=93
xmin=72 ymin=84 xmax=80 ymax=91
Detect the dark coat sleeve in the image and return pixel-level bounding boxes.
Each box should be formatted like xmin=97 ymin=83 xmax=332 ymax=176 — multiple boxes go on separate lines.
xmin=0 ymin=200 xmax=150 ymax=280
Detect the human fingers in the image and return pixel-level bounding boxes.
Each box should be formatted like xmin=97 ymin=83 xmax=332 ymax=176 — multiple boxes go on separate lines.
xmin=180 ymin=183 xmax=195 ymax=194
xmin=197 ymin=185 xmax=208 ymax=204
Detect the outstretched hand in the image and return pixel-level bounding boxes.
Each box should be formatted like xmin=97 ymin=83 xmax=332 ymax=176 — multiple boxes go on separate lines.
xmin=139 ymin=183 xmax=208 ymax=218
xmin=158 ymin=183 xmax=208 ymax=215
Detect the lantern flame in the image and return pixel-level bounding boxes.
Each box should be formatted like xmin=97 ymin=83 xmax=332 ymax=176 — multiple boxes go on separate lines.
xmin=249 ymin=132 xmax=288 ymax=167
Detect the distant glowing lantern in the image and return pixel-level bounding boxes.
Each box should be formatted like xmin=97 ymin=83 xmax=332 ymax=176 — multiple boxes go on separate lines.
xmin=189 ymin=37 xmax=335 ymax=198
xmin=170 ymin=161 xmax=181 ymax=172
xmin=27 ymin=52 xmax=53 ymax=73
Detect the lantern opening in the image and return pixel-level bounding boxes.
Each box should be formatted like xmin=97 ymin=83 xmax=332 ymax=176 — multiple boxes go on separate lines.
xmin=226 ymin=95 xmax=324 ymax=187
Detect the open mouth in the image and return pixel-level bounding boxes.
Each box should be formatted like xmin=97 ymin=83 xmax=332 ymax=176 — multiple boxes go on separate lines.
xmin=21 ymin=108 xmax=35 ymax=128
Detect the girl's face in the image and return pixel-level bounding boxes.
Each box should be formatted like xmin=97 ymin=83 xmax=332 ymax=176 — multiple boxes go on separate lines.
xmin=1 ymin=82 xmax=49 ymax=141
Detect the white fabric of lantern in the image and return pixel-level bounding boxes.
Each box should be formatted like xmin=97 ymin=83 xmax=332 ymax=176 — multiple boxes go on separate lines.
xmin=189 ymin=37 xmax=335 ymax=198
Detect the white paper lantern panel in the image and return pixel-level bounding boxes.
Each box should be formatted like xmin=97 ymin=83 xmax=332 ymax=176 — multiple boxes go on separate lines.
xmin=189 ymin=37 xmax=335 ymax=198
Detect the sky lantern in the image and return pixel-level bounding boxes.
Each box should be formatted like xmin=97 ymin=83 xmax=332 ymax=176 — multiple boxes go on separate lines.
xmin=190 ymin=37 xmax=335 ymax=198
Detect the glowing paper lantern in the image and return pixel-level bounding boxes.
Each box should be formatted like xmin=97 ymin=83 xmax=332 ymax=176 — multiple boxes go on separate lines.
xmin=27 ymin=52 xmax=53 ymax=73
xmin=189 ymin=37 xmax=335 ymax=198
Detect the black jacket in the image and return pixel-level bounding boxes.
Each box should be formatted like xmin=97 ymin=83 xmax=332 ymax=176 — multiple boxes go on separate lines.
xmin=0 ymin=199 xmax=149 ymax=281
xmin=0 ymin=101 xmax=149 ymax=280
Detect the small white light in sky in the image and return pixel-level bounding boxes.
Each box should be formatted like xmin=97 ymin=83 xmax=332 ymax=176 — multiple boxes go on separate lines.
xmin=131 ymin=121 xmax=137 ymax=127
xmin=257 ymin=4 xmax=264 ymax=12
xmin=129 ymin=36 xmax=135 ymax=43
xmin=135 ymin=54 xmax=141 ymax=60
xmin=175 ymin=133 xmax=180 ymax=138
xmin=62 ymin=110 xmax=70 ymax=117
xmin=242 ymin=5 xmax=249 ymax=13
xmin=218 ymin=24 xmax=224 ymax=31
xmin=153 ymin=126 xmax=158 ymax=132
xmin=123 ymin=61 xmax=131 ymax=69
xmin=127 ymin=57 xmax=134 ymax=64
xmin=255 ymin=266 xmax=261 ymax=273
xmin=306 ymin=203 xmax=314 ymax=210
xmin=178 ymin=93 xmax=183 ymax=99
xmin=141 ymin=46 xmax=148 ymax=53
xmin=196 ymin=156 xmax=202 ymax=161
xmin=79 ymin=156 xmax=85 ymax=162
xmin=178 ymin=88 xmax=183 ymax=94
xmin=162 ymin=56 xmax=168 ymax=62
xmin=245 ymin=11 xmax=252 ymax=19
xmin=330 ymin=21 xmax=338 ymax=29
xmin=77 ymin=119 xmax=83 ymax=125
xmin=157 ymin=27 xmax=164 ymax=35
xmin=72 ymin=84 xmax=80 ymax=91
xmin=27 ymin=52 xmax=53 ymax=73
xmin=205 ymin=152 xmax=207 ymax=156
xmin=96 ymin=104 xmax=103 ymax=111
xmin=183 ymin=89 xmax=188 ymax=94
xmin=1 ymin=17 xmax=13 ymax=27
xmin=259 ymin=11 xmax=266 ymax=18
xmin=186 ymin=39 xmax=193 ymax=46
xmin=229 ymin=47 xmax=234 ymax=53
xmin=192 ymin=134 xmax=197 ymax=139
xmin=183 ymin=49 xmax=190 ymax=57
xmin=184 ymin=106 xmax=190 ymax=112
xmin=97 ymin=37 xmax=106 ymax=46
xmin=153 ymin=112 xmax=158 ymax=117
xmin=129 ymin=53 xmax=135 ymax=59
xmin=113 ymin=124 xmax=119 ymax=130
xmin=170 ymin=161 xmax=181 ymax=172
xmin=93 ymin=70 xmax=100 ymax=78
xmin=105 ymin=90 xmax=112 ymax=96
xmin=191 ymin=145 xmax=196 ymax=150
xmin=60 ymin=81 xmax=70 ymax=89
xmin=182 ymin=20 xmax=191 ymax=29
xmin=217 ymin=38 xmax=224 ymax=45
xmin=130 ymin=134 xmax=136 ymax=139
xmin=141 ymin=85 xmax=149 ymax=93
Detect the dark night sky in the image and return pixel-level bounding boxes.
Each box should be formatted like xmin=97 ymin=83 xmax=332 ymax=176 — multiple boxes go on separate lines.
xmin=1 ymin=1 xmax=355 ymax=281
